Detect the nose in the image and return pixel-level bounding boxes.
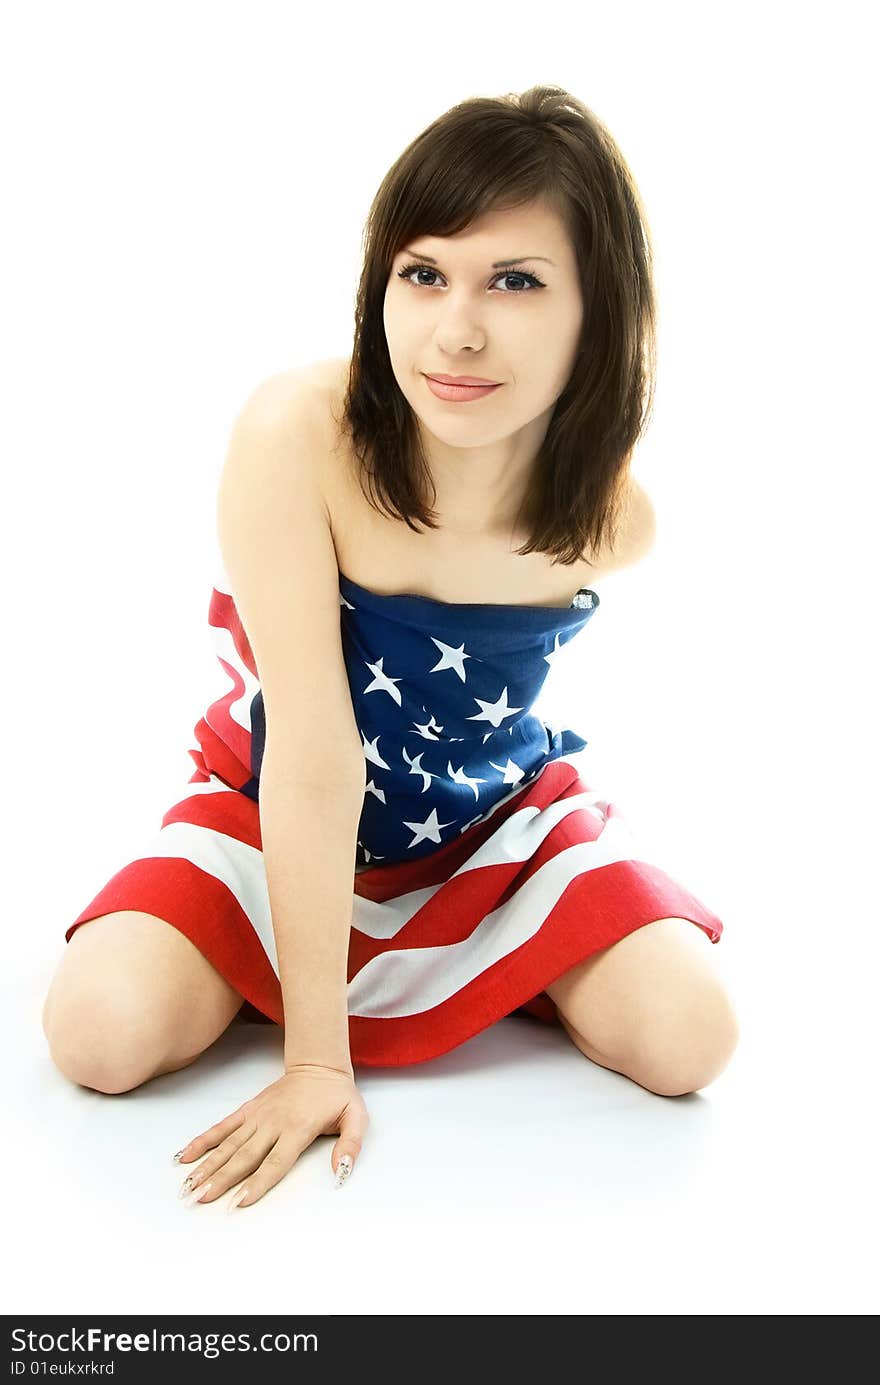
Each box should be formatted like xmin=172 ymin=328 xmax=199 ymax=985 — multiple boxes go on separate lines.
xmin=433 ymin=322 xmax=487 ymax=356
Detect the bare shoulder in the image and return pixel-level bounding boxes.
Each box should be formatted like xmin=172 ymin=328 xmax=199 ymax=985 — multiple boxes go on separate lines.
xmin=238 ymin=357 xmax=344 ymax=426
xmin=236 ymin=360 xmax=655 ymax=590
xmin=231 ymin=357 xmax=348 ymax=495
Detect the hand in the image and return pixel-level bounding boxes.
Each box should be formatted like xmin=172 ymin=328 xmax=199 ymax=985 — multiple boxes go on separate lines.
xmin=174 ymin=1064 xmax=369 ymax=1208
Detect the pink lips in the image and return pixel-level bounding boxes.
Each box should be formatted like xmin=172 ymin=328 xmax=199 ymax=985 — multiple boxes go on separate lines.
xmin=424 ymin=374 xmax=502 ymax=402
xmin=427 ymin=373 xmax=499 ymax=385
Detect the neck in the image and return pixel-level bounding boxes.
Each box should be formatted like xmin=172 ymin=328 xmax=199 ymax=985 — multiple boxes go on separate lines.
xmin=419 ymin=409 xmax=551 ymax=538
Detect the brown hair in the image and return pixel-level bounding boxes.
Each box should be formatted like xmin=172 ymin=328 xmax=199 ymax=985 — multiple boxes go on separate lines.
xmin=338 ymin=84 xmax=657 ymax=568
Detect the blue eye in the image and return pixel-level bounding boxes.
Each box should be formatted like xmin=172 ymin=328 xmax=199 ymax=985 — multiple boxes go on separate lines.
xmin=396 ymin=262 xmax=546 ymax=293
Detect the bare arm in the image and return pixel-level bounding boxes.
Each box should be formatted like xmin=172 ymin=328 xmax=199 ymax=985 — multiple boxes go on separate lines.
xmin=216 ymin=370 xmax=366 ymax=1071
xmin=259 ymin=760 xmax=363 ymax=1074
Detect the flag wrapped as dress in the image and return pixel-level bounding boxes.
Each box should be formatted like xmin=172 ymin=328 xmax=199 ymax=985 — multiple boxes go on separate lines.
xmin=64 ymin=563 xmax=725 ymax=1067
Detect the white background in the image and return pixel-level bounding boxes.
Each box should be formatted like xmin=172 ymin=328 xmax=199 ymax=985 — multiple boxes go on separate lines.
xmin=3 ymin=0 xmax=877 ymax=1316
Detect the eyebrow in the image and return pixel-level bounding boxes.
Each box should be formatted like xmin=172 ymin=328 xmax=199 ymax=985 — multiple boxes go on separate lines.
xmin=400 ymin=248 xmax=556 ymax=268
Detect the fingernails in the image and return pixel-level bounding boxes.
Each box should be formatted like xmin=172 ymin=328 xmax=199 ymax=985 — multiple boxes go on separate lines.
xmin=178 ymin=1166 xmax=208 ymax=1198
xmin=334 ymin=1155 xmax=353 ymax=1188
xmin=172 ymin=1150 xmax=186 ymax=1163
xmin=227 ymin=1186 xmax=249 ymax=1213
xmin=190 ymin=1180 xmax=214 ymax=1204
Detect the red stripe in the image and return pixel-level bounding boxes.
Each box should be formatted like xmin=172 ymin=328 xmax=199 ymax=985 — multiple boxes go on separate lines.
xmin=208 ymin=587 xmax=257 ymax=676
xmin=349 ymin=858 xmax=722 ymax=1065
xmin=160 ymin=781 xmax=262 ymax=847
xmin=65 ymin=856 xmax=284 ymax=1024
xmin=187 ymin=716 xmax=252 ymax=790
xmin=64 ymin=759 xmax=724 ymax=1068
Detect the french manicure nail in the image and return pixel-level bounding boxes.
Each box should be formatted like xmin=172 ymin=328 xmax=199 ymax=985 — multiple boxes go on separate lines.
xmin=227 ymin=1186 xmax=249 ymax=1212
xmin=186 ymin=1180 xmax=214 ymax=1205
xmin=334 ymin=1155 xmax=353 ymax=1188
xmin=172 ymin=1150 xmax=186 ymax=1163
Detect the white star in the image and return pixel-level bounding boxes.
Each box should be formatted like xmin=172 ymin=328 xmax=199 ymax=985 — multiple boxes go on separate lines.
xmin=402 ymin=805 xmax=457 ymax=848
xmin=448 ymin=762 xmax=488 ymax=800
xmin=465 ymin=685 xmax=524 ymax=728
xmin=412 ymin=712 xmax=444 ymax=739
xmin=487 ymin=755 xmax=527 ymax=785
xmin=402 ymin=746 xmax=440 ymax=792
xmin=428 ymin=637 xmax=472 ymax=682
xmin=364 ymin=778 xmax=386 ymax=802
xmin=544 ymin=631 xmax=570 ymax=668
xmin=362 ymin=733 xmax=391 ymax=770
xmin=362 ymin=656 xmax=403 ymax=705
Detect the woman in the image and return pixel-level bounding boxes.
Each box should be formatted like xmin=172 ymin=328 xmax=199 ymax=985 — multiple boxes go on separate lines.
xmin=41 ymin=85 xmax=739 ymax=1211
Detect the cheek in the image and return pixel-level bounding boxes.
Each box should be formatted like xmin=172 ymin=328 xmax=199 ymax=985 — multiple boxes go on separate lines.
xmin=382 ymin=297 xmax=415 ymax=352
xmin=550 ymin=317 xmax=583 ymax=380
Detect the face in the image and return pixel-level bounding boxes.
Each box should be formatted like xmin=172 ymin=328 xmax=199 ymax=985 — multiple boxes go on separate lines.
xmin=382 ymin=198 xmax=584 ymax=503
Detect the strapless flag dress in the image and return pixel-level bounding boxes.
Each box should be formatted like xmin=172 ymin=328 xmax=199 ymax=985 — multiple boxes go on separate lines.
xmin=64 ymin=561 xmax=725 ymax=1067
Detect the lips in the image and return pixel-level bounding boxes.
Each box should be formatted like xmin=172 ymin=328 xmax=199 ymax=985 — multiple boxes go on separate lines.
xmin=425 ymin=373 xmax=500 ymax=386
xmin=424 ymin=375 xmax=501 ymax=403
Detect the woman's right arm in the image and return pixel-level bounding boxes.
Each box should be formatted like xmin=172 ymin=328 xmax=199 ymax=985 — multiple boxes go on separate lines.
xmin=259 ymin=757 xmax=363 ymax=1076
xmin=216 ymin=369 xmax=366 ymax=1074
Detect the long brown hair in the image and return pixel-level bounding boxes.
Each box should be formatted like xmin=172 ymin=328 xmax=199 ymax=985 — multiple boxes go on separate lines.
xmin=339 ymin=84 xmax=657 ymax=568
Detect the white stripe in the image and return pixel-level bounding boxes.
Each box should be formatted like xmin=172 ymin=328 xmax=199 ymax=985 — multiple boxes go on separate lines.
xmin=346 ymin=811 xmax=651 ymax=1020
xmin=128 ymin=755 xmax=647 ymax=1022
xmin=136 ymin=778 xmax=278 ymax=972
xmin=351 ymin=785 xmax=622 ymax=943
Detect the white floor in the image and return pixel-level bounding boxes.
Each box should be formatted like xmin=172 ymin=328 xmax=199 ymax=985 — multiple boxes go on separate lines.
xmin=9 ymin=896 xmax=876 ymax=1315
xmin=8 ymin=553 xmax=878 ymax=1317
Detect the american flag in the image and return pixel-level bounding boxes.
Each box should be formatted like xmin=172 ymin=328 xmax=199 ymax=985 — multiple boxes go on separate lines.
xmin=64 ymin=564 xmax=724 ymax=1067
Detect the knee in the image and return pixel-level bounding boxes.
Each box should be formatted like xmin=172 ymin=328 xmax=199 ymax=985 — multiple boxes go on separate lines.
xmin=626 ymin=988 xmax=741 ymax=1097
xmin=43 ymin=984 xmax=170 ymax=1094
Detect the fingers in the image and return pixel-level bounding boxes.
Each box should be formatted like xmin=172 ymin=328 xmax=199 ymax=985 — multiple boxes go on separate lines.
xmin=179 ymin=1121 xmax=256 ymax=1200
xmin=332 ymin=1135 xmax=363 ymax=1182
xmin=176 ymin=1076 xmax=372 ymax=1210
xmin=332 ymin=1103 xmax=369 ymax=1186
xmin=184 ymin=1129 xmax=309 ymax=1208
xmin=174 ymin=1110 xmax=248 ymax=1165
xmin=225 ymin=1140 xmax=305 ymax=1210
